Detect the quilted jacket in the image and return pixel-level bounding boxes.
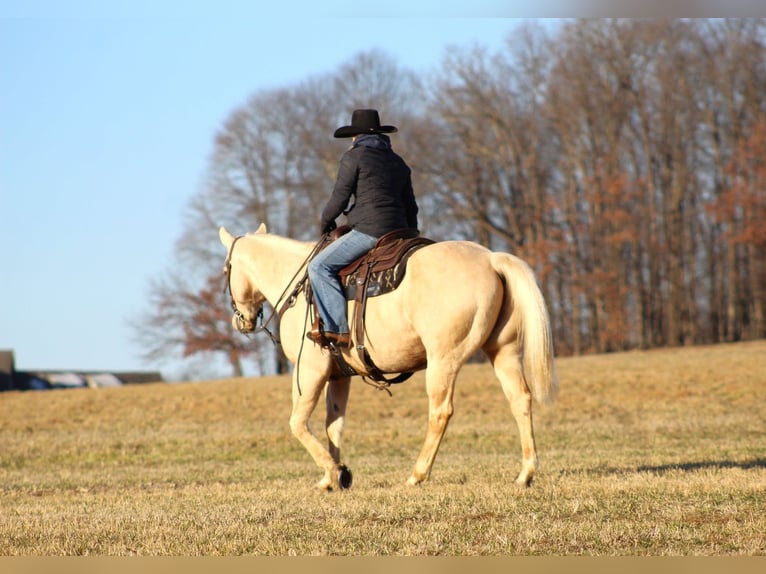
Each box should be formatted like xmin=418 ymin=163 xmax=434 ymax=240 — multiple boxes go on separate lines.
xmin=320 ymin=134 xmax=418 ymax=237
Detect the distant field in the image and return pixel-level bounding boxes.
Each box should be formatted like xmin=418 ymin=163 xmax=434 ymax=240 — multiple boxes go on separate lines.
xmin=0 ymin=341 xmax=764 ymax=555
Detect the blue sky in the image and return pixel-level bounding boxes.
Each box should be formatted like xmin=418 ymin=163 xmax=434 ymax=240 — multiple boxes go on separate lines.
xmin=1 ymin=2 xmax=760 ymax=378
xmin=1 ymin=3 xmax=567 ymax=377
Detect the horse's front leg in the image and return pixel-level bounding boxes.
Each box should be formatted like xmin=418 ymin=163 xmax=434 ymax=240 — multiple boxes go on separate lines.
xmin=288 ymin=366 xmax=346 ymax=491
xmin=324 ymin=376 xmax=353 ymax=489
xmin=326 ymin=376 xmax=351 ymax=464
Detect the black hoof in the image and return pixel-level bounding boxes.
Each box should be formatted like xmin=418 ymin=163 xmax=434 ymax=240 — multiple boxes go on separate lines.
xmin=338 ymin=465 xmax=353 ymax=489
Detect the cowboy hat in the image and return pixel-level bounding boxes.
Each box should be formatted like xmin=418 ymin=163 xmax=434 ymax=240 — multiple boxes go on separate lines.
xmin=333 ymin=109 xmax=398 ymax=138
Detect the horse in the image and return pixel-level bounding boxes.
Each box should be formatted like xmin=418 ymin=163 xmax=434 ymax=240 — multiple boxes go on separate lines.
xmin=219 ymin=224 xmax=558 ymax=491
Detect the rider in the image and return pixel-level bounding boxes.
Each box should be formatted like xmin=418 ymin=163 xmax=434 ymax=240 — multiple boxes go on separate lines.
xmin=307 ymin=109 xmax=419 ymax=347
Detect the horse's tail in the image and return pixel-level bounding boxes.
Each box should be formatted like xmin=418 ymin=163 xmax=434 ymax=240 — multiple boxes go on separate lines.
xmin=490 ymin=252 xmax=559 ymax=405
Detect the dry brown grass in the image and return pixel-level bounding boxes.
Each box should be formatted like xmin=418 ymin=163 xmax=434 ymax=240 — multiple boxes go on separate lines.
xmin=1 ymin=341 xmax=764 ymax=555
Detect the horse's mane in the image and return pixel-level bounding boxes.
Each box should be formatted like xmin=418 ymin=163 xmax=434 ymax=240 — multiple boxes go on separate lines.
xmin=243 ymin=230 xmax=314 ymax=258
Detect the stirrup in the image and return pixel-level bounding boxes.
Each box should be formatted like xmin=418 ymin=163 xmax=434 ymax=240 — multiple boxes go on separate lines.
xmin=306 ymin=329 xmax=350 ymax=349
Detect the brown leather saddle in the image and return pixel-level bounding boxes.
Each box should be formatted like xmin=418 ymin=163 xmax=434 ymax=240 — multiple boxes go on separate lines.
xmin=338 ymin=228 xmax=433 ymax=300
xmin=310 ymin=226 xmax=435 ymax=385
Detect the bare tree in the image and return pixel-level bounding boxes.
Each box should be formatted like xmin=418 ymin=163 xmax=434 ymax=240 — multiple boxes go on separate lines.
xmin=422 ymin=24 xmax=559 ymax=256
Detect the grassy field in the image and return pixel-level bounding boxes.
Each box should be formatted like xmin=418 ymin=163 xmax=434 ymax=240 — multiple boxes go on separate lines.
xmin=0 ymin=340 xmax=764 ymax=555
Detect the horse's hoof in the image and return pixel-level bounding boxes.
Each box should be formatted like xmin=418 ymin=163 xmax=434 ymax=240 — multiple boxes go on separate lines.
xmin=338 ymin=465 xmax=353 ymax=489
xmin=515 ymin=474 xmax=534 ymax=488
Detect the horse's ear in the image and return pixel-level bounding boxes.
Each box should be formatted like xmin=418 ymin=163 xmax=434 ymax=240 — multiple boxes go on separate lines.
xmin=256 ymin=223 xmax=267 ymax=234
xmin=219 ymin=226 xmax=234 ymax=249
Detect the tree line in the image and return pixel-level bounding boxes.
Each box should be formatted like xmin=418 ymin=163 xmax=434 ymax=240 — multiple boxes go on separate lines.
xmin=133 ymin=19 xmax=766 ymax=378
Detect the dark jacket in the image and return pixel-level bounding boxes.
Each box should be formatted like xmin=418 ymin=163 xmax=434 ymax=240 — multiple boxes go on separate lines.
xmin=320 ymin=134 xmax=418 ymax=238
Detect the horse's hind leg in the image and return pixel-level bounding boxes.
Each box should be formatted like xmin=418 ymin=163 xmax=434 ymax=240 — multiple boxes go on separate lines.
xmin=289 ymin=368 xmax=344 ymax=491
xmin=325 ymin=376 xmax=351 ymax=464
xmin=408 ymin=361 xmax=458 ymax=486
xmin=488 ymin=344 xmax=538 ymax=486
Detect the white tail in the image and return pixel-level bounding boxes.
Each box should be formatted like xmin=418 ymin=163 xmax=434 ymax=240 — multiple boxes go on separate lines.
xmin=491 ymin=252 xmax=559 ymax=404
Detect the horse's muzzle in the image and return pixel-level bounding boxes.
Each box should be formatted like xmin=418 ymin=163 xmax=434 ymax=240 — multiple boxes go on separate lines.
xmin=232 ymin=313 xmax=255 ymax=334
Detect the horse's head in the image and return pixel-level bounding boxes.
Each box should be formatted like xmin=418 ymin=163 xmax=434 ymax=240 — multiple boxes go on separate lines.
xmin=219 ymin=224 xmax=268 ymax=334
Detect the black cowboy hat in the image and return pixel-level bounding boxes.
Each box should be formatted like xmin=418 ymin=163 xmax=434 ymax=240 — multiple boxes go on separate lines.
xmin=333 ymin=109 xmax=398 ymax=138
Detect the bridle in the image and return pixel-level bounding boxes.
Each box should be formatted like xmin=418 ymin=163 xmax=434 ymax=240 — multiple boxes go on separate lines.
xmin=222 ymin=236 xmax=261 ymax=335
xmin=222 ymin=232 xmax=329 ymax=346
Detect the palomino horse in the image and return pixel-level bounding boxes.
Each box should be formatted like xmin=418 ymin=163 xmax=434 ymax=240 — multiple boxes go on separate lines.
xmin=219 ymin=224 xmax=558 ymax=490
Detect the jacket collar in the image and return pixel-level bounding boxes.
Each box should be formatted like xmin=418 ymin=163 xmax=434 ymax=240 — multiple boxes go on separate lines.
xmin=353 ymin=133 xmax=391 ymax=150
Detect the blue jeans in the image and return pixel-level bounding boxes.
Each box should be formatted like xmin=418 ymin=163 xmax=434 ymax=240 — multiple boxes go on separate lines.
xmin=308 ymin=229 xmax=378 ymax=334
